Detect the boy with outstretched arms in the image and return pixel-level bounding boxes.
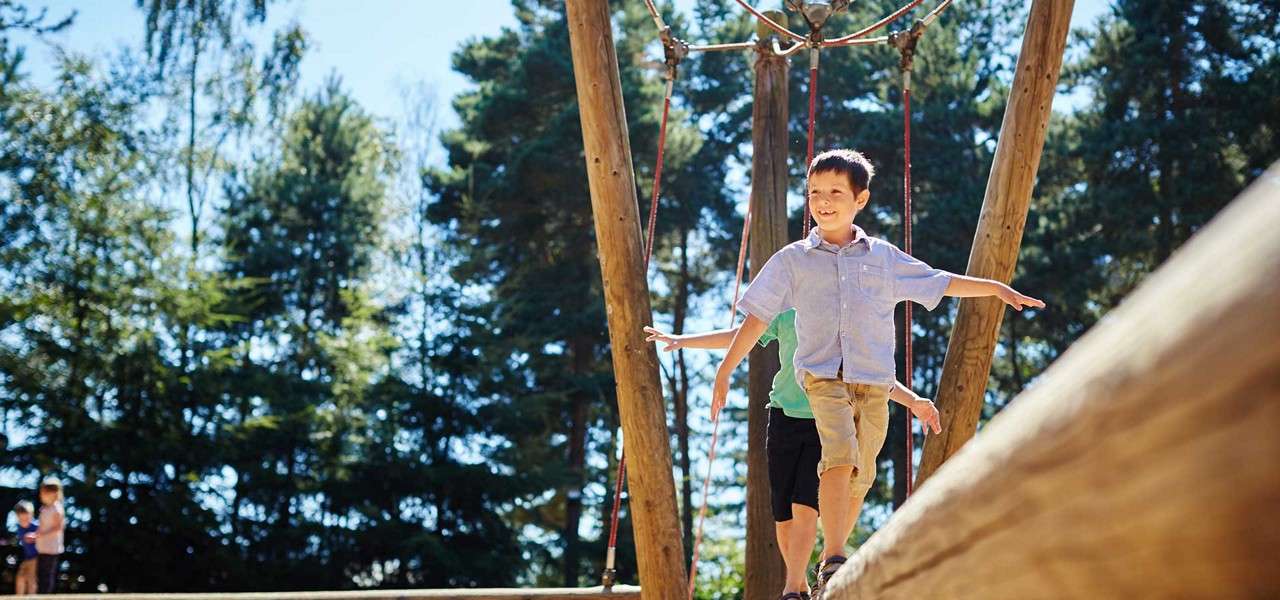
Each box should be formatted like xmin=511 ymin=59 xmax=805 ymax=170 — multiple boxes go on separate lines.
xmin=711 ymin=149 xmax=1044 ymax=596
xmin=645 ymin=312 xmax=940 ymax=600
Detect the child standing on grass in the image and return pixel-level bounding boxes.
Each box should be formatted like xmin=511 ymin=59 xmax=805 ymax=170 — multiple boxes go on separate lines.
xmin=12 ymin=500 xmax=38 ymax=595
xmin=24 ymin=477 xmax=64 ymax=595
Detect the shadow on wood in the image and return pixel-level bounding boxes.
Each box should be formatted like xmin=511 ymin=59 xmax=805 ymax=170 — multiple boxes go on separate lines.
xmin=826 ymin=162 xmax=1280 ymax=599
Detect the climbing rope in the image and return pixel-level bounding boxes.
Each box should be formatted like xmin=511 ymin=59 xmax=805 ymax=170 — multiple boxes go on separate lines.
xmin=688 ymin=203 xmax=751 ymax=600
xmin=899 ymin=41 xmax=917 ymax=497
xmin=803 ymin=47 xmax=820 ymax=238
xmin=825 ymin=0 xmax=926 ymax=45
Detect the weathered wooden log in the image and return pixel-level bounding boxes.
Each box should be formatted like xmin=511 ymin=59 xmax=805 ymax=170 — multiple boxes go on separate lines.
xmin=916 ymin=0 xmax=1075 ymax=485
xmin=745 ymin=13 xmax=792 ymax=600
xmin=565 ymin=0 xmax=687 ymax=597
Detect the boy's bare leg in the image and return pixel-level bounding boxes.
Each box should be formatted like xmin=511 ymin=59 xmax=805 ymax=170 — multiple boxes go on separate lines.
xmin=777 ymin=504 xmax=819 ymax=593
xmin=818 ymin=466 xmax=855 ymax=560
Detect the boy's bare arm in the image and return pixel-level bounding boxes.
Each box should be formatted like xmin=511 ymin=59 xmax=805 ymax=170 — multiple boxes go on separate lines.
xmin=710 ymin=314 xmax=770 ymax=418
xmin=643 ymin=326 xmax=740 ymax=352
xmin=889 ymin=381 xmax=943 ymax=434
xmin=945 ymin=274 xmax=1046 ymax=311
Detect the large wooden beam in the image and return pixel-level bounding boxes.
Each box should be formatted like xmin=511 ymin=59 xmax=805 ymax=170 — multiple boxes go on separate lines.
xmin=916 ymin=0 xmax=1075 ymax=485
xmin=45 ymin=587 xmax=642 ymax=600
xmin=826 ymin=164 xmax=1280 ymax=599
xmin=565 ymin=1 xmax=687 ymax=598
xmin=744 ymin=15 xmax=791 ymax=600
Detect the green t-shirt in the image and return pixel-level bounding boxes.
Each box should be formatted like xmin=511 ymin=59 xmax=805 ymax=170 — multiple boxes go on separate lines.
xmin=757 ymin=309 xmax=812 ymax=419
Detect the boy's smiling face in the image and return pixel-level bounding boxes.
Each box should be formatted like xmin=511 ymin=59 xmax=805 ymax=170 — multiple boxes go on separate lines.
xmin=807 ymin=169 xmax=870 ymax=237
xmin=16 ymin=512 xmax=30 ymax=527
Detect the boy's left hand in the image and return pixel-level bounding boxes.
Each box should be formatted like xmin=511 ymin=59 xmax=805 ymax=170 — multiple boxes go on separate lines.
xmin=996 ymin=284 xmax=1046 ymax=311
xmin=643 ymin=326 xmax=684 ymax=352
xmin=911 ymin=399 xmax=943 ymax=435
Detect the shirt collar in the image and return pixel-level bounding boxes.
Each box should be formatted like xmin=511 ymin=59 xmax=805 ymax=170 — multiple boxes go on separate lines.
xmin=801 ymin=225 xmax=870 ymax=253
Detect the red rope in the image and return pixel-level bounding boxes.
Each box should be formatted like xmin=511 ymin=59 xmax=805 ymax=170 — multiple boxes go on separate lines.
xmin=644 ymin=77 xmax=674 ymax=268
xmin=608 ymin=455 xmax=626 ymax=547
xmin=824 ymin=0 xmax=927 ymax=46
xmin=902 ymin=81 xmax=915 ymax=498
xmin=730 ymin=209 xmax=752 ymax=328
xmin=605 ymin=69 xmax=675 ymax=582
xmin=803 ymin=51 xmax=819 ymax=238
xmin=688 ymin=204 xmax=751 ymax=599
xmin=686 ymin=414 xmax=722 ymax=599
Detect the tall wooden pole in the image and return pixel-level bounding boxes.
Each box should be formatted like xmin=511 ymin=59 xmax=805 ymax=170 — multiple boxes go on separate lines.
xmin=744 ymin=14 xmax=790 ymax=600
xmin=915 ymin=0 xmax=1074 ymax=487
xmin=565 ymin=1 xmax=687 ymax=597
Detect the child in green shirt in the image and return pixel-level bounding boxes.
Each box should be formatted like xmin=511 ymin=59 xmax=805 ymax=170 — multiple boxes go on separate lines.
xmin=644 ymin=310 xmax=940 ymax=600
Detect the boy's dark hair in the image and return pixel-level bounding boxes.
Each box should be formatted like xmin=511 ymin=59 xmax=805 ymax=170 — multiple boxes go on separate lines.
xmin=808 ymin=148 xmax=875 ymax=193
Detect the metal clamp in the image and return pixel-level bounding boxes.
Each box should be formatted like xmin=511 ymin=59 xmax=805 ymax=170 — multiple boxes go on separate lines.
xmin=786 ymin=0 xmax=851 ymax=31
xmin=659 ymin=26 xmax=690 ymax=70
xmin=888 ymin=18 xmax=926 ymax=73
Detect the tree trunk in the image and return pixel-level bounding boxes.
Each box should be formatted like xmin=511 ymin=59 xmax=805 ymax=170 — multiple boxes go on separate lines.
xmin=672 ymin=229 xmax=693 ymax=560
xmin=916 ymin=0 xmax=1075 ymax=487
xmin=563 ymin=381 xmax=588 ymax=586
xmin=187 ymin=37 xmax=202 ymax=255
xmin=744 ymin=35 xmax=790 ymax=600
xmin=889 ymin=305 xmax=908 ymax=509
xmin=565 ymin=1 xmax=688 ymax=595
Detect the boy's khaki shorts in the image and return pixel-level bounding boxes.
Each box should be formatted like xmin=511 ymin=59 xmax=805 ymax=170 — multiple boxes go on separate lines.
xmin=802 ymin=373 xmax=891 ymax=494
xmin=16 ymin=557 xmax=37 ymax=593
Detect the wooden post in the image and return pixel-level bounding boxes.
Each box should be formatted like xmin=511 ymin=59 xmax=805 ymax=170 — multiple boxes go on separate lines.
xmin=826 ymin=163 xmax=1280 ymax=599
xmin=565 ymin=1 xmax=687 ymax=598
xmin=744 ymin=13 xmax=790 ymax=600
xmin=916 ymin=0 xmax=1074 ymax=486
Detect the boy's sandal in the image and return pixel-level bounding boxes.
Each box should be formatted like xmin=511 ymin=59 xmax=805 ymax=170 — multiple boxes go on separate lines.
xmin=818 ymin=555 xmax=848 ymax=585
xmin=779 ymin=593 xmax=808 ymax=600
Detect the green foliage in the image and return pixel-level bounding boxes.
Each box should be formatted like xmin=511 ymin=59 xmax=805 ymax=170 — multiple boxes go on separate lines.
xmin=0 ymin=0 xmax=1277 ymax=593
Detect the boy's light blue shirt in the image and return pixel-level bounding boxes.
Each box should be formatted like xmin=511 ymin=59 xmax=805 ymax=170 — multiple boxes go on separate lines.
xmin=738 ymin=225 xmax=951 ymax=387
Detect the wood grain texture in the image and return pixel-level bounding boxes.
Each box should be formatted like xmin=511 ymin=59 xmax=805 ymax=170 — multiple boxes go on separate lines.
xmin=826 ymin=163 xmax=1280 ymax=599
xmin=564 ymin=1 xmax=687 ymax=598
xmin=744 ymin=37 xmax=791 ymax=600
xmin=917 ymin=0 xmax=1075 ymax=486
xmin=40 ymin=587 xmax=642 ymax=600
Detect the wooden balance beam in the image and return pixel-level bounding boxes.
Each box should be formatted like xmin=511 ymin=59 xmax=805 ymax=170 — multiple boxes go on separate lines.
xmin=826 ymin=162 xmax=1280 ymax=600
xmin=42 ymin=586 xmax=641 ymax=600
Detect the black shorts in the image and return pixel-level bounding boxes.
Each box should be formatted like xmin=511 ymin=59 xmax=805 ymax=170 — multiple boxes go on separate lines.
xmin=766 ymin=407 xmax=822 ymax=522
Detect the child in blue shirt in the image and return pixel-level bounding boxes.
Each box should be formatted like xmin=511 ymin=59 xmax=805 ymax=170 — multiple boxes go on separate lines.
xmin=713 ymin=149 xmax=1043 ymax=597
xmin=13 ymin=500 xmax=38 ymax=595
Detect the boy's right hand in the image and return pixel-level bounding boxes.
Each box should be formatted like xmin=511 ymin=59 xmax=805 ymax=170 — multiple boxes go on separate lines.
xmin=711 ymin=368 xmax=730 ymax=421
xmin=643 ymin=326 xmax=685 ymax=352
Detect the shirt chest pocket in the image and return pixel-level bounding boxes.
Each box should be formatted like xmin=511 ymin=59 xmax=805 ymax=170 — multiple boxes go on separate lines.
xmin=858 ymin=264 xmax=892 ymax=301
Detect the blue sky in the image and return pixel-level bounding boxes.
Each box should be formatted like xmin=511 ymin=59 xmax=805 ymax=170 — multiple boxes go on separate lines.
xmin=14 ymin=0 xmax=1110 ymax=159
